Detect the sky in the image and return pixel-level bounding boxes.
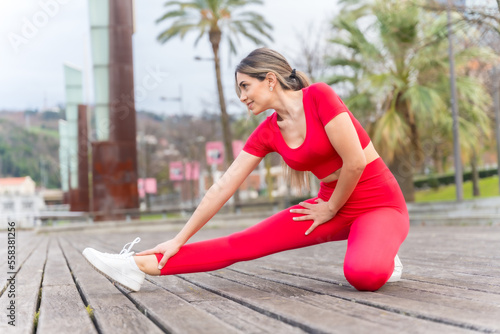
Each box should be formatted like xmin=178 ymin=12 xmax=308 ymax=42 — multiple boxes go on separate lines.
xmin=0 ymin=0 xmax=341 ymax=117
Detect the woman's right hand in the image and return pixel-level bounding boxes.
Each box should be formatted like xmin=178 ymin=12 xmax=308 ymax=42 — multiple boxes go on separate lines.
xmin=136 ymin=239 xmax=183 ymax=270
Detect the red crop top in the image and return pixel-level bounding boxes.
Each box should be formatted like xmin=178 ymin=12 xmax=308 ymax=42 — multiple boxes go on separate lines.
xmin=242 ymin=82 xmax=371 ymax=179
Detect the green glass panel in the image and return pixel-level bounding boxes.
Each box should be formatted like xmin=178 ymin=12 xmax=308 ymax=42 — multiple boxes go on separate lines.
xmin=93 ymin=66 xmax=109 ymax=104
xmin=94 ymin=105 xmax=109 ymax=141
xmin=88 ymin=0 xmax=109 ymax=26
xmin=90 ymin=28 xmax=109 ymax=66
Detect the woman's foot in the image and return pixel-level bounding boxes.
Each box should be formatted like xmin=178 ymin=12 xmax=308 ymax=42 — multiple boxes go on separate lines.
xmin=82 ymin=237 xmax=146 ymax=292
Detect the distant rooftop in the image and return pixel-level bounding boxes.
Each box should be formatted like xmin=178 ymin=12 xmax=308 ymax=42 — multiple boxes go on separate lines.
xmin=0 ymin=176 xmax=33 ymax=185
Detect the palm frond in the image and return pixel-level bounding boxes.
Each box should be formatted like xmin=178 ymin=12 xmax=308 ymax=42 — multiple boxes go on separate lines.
xmin=156 ymin=0 xmax=272 ymax=59
xmin=234 ymin=18 xmax=273 ymax=42
xmin=156 ymin=10 xmax=189 ymax=24
xmin=325 ymin=75 xmax=357 ymax=85
xmin=327 ymin=58 xmax=363 ymax=70
xmin=157 ymin=21 xmax=199 ymax=43
xmin=162 ymin=1 xmax=203 ymax=10
xmin=372 ymin=108 xmax=412 ymax=161
xmin=403 ymin=85 xmax=447 ymax=124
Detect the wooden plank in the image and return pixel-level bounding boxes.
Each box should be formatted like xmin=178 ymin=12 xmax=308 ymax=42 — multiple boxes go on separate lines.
xmin=37 ymin=236 xmax=97 ymax=334
xmin=397 ymin=226 xmax=500 ymax=293
xmin=180 ymin=271 xmax=406 ymax=334
xmin=264 ymin=264 xmax=500 ymax=306
xmin=243 ymin=253 xmax=500 ymax=307
xmin=229 ymin=263 xmax=496 ymax=333
xmin=232 ymin=229 xmax=500 ymax=294
xmin=58 ymin=237 xmax=164 ymax=334
xmin=117 ymin=281 xmax=240 ymax=334
xmin=0 ymin=230 xmax=41 ymax=296
xmin=0 ymin=235 xmax=48 ymax=332
xmin=149 ymin=275 xmax=307 ymax=334
xmin=402 ymin=257 xmax=500 ymax=279
xmin=68 ymin=235 xmax=240 ymax=334
xmin=212 ymin=268 xmax=478 ymax=334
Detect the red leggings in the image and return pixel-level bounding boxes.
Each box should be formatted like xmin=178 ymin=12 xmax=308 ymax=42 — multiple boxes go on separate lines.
xmin=155 ymin=158 xmax=409 ymax=291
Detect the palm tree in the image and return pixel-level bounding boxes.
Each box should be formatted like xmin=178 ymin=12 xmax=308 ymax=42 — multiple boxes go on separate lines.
xmin=326 ymin=0 xmax=495 ymax=201
xmin=156 ymin=0 xmax=273 ymax=208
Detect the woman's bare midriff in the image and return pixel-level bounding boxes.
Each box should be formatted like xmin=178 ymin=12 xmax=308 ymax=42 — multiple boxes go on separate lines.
xmin=319 ymin=141 xmax=380 ymax=183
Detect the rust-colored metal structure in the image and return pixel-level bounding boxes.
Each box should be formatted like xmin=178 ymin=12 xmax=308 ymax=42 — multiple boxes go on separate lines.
xmin=91 ymin=0 xmax=139 ymax=221
xmin=92 ymin=141 xmax=138 ymax=221
xmin=108 ymin=0 xmax=136 ymax=143
xmin=69 ymin=105 xmax=90 ymax=212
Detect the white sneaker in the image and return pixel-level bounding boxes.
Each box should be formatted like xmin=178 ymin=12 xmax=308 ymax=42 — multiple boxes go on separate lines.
xmin=387 ymin=254 xmax=403 ymax=283
xmin=82 ymin=237 xmax=145 ymax=292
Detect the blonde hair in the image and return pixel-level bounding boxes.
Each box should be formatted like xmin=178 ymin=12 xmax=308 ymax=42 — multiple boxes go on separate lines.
xmin=235 ymin=48 xmax=312 ymax=192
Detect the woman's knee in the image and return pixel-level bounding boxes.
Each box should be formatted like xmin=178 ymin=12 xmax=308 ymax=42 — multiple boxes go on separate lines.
xmin=343 ymin=261 xmax=391 ymax=291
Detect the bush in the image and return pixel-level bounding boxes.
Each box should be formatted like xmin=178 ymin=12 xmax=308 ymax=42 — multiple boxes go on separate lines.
xmin=414 ymin=168 xmax=498 ymax=189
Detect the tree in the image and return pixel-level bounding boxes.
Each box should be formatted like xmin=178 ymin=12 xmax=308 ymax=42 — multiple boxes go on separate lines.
xmin=156 ymin=0 xmax=273 ymax=209
xmin=424 ymin=0 xmax=500 ymax=196
xmin=326 ymin=0 xmax=495 ymax=201
xmin=425 ymin=0 xmax=499 ymax=38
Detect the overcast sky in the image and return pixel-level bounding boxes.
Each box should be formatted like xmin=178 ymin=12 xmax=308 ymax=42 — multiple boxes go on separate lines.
xmin=0 ymin=0 xmax=340 ymax=116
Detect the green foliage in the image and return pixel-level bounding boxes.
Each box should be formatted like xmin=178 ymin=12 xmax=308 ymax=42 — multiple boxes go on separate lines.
xmin=0 ymin=119 xmax=60 ymax=188
xmin=326 ymin=0 xmax=497 ymax=200
xmin=28 ymin=126 xmax=59 ymax=139
xmin=327 ymin=0 xmax=496 ymax=158
xmin=156 ymin=0 xmax=273 ymax=56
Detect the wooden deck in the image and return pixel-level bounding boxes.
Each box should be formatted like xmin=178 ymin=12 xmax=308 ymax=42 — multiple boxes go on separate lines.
xmin=0 ymin=224 xmax=499 ymax=333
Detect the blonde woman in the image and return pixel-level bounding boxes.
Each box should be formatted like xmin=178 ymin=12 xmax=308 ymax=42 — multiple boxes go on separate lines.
xmin=83 ymin=48 xmax=409 ymax=292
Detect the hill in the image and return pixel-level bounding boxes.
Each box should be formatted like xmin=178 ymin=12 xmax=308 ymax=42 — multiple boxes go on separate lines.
xmin=0 ymin=118 xmax=60 ymax=188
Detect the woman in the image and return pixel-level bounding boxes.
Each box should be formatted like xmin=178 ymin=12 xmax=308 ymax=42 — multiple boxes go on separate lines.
xmin=83 ymin=48 xmax=409 ymax=292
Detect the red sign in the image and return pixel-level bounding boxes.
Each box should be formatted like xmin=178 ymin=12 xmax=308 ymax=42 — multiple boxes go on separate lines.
xmin=206 ymin=141 xmax=224 ymax=165
xmin=169 ymin=161 xmax=184 ymax=181
xmin=169 ymin=161 xmax=200 ymax=181
xmin=137 ymin=178 xmax=157 ymax=198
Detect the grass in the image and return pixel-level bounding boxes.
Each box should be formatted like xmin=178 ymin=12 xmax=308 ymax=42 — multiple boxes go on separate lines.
xmin=415 ymin=175 xmax=500 ymax=202
xmin=86 ymin=305 xmax=94 ymax=320
xmin=140 ymin=213 xmax=182 ymax=221
xmin=34 ymin=310 xmax=40 ymax=329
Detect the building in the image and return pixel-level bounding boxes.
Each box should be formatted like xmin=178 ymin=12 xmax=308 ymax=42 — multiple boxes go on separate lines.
xmin=0 ymin=176 xmax=36 ymax=196
xmin=0 ymin=176 xmax=46 ymax=229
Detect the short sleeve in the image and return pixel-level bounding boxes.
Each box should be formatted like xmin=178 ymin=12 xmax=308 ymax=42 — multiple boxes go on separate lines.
xmin=242 ymin=117 xmax=276 ymax=157
xmin=311 ymin=82 xmax=348 ymax=126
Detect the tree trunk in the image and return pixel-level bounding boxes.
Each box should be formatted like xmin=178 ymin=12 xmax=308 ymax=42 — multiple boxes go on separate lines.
xmin=432 ymin=147 xmax=442 ymax=174
xmin=471 ymin=149 xmax=480 ymax=197
xmin=392 ymin=93 xmax=418 ymax=202
xmin=210 ymin=29 xmax=240 ymax=212
xmin=389 ymin=151 xmax=415 ymax=202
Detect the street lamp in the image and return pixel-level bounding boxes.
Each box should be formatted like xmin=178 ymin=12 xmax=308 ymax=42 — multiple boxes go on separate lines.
xmin=493 ymin=66 xmax=500 ymax=194
xmin=447 ymin=0 xmax=463 ymax=202
xmin=160 ymin=84 xmax=184 ymax=115
xmin=194 ymin=56 xmax=215 ymax=61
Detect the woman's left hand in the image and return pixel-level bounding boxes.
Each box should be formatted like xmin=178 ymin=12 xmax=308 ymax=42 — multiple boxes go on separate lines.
xmin=290 ymin=199 xmax=337 ymax=235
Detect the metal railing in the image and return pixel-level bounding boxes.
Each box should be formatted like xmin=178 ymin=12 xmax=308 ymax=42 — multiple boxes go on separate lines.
xmin=35 ymin=199 xmax=282 ymax=226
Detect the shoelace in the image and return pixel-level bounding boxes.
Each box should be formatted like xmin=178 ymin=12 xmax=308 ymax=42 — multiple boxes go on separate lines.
xmin=119 ymin=237 xmax=141 ymax=255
